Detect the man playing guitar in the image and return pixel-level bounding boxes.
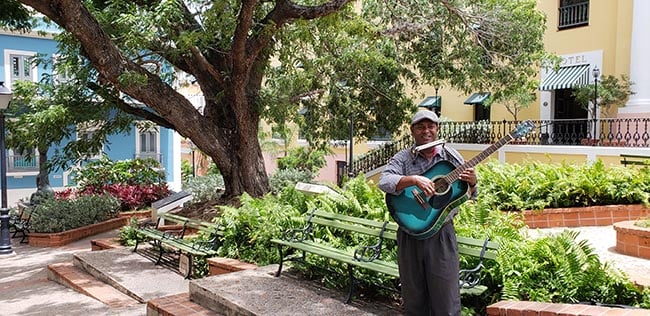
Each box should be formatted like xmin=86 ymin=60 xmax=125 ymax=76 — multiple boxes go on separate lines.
xmin=378 ymin=110 xmax=477 ymax=316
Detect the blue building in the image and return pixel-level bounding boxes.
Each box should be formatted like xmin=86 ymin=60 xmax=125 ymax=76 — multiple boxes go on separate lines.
xmin=0 ymin=27 xmax=181 ymax=206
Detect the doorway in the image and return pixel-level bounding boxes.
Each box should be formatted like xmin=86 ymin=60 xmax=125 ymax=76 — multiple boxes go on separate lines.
xmin=553 ymin=88 xmax=588 ymax=144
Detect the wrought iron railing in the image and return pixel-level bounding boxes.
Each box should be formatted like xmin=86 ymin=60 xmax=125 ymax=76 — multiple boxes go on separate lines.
xmin=135 ymin=152 xmax=162 ymax=163
xmin=558 ymin=1 xmax=589 ymax=29
xmin=346 ymin=118 xmax=650 ymax=177
xmin=8 ymin=155 xmax=38 ymax=172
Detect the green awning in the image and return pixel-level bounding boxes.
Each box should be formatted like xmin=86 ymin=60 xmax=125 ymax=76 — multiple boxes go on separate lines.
xmin=418 ymin=96 xmax=441 ymax=109
xmin=539 ymin=64 xmax=590 ymax=91
xmin=464 ymin=92 xmax=490 ymax=105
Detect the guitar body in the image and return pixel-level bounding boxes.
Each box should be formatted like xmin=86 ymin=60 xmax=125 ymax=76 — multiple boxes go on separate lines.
xmin=386 ymin=160 xmax=469 ymax=239
xmin=384 ymin=120 xmax=535 ymax=239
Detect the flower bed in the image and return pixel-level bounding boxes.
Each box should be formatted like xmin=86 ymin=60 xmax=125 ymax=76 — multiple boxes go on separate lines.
xmin=521 ymin=204 xmax=649 ymax=228
xmin=614 ymin=220 xmax=650 ymax=260
xmin=29 ymin=217 xmax=128 ymax=247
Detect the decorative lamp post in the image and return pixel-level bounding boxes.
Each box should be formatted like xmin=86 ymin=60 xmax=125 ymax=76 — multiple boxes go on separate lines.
xmin=592 ymin=66 xmax=600 ymax=144
xmin=0 ymin=82 xmax=13 ymax=255
xmin=348 ymin=112 xmax=354 ymax=178
xmin=188 ymin=140 xmax=196 ymax=177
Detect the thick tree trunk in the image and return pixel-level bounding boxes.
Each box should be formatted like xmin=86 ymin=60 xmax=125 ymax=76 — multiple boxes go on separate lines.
xmin=37 ymin=146 xmax=49 ymax=188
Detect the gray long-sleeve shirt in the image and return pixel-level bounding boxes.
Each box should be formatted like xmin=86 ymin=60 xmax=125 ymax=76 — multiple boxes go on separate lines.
xmin=378 ymin=144 xmax=478 ymax=209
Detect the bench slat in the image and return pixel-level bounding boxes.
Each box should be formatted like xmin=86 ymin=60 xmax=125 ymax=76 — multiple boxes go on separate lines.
xmin=272 ymin=238 xmax=400 ymax=277
xmin=310 ymin=217 xmax=396 ymax=240
xmin=312 ymin=210 xmax=399 ymax=231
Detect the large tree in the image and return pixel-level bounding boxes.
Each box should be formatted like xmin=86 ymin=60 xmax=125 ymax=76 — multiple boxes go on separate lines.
xmin=5 ymin=0 xmax=549 ymax=200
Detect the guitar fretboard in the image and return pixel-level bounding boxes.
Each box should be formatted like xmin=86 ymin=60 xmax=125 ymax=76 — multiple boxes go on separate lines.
xmin=442 ymin=134 xmax=515 ymax=185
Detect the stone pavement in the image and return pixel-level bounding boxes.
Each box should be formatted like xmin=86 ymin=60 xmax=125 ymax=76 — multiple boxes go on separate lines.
xmin=0 ymin=230 xmax=399 ymax=316
xmin=0 ymin=224 xmax=648 ymax=316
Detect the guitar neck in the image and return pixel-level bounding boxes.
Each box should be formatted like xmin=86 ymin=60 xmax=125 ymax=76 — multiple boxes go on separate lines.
xmin=444 ymin=134 xmax=514 ymax=184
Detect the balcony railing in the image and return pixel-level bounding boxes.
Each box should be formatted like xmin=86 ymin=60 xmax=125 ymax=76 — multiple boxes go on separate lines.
xmin=347 ymin=118 xmax=650 ymax=178
xmin=558 ymin=1 xmax=589 ymax=29
xmin=135 ymin=152 xmax=162 ymax=163
xmin=8 ymin=155 xmax=38 ymax=172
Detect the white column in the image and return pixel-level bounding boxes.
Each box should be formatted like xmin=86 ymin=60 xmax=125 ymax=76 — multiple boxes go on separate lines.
xmin=620 ymin=0 xmax=650 ymax=115
xmin=168 ymin=131 xmax=183 ymax=192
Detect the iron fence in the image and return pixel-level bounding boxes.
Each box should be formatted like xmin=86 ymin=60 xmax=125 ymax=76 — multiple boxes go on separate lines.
xmin=346 ymin=117 xmax=650 ymax=178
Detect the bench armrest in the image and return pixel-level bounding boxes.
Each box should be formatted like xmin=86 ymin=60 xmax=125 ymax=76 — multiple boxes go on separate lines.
xmin=281 ymin=222 xmax=313 ymax=242
xmin=353 ymin=244 xmax=382 ymax=262
xmin=353 ymin=221 xmax=389 ymax=262
xmin=459 ymin=262 xmax=483 ymax=289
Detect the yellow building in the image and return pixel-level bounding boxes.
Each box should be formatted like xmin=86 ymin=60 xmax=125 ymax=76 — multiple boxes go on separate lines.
xmin=270 ymin=1 xmax=650 ymax=185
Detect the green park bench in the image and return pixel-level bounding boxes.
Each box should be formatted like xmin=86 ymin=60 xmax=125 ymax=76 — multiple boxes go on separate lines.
xmin=133 ymin=212 xmax=224 ymax=278
xmin=620 ymin=154 xmax=650 ymax=166
xmin=271 ymin=208 xmax=499 ymax=303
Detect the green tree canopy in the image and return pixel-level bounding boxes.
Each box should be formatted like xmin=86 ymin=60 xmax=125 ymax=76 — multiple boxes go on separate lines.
xmin=5 ymin=0 xmax=550 ymax=201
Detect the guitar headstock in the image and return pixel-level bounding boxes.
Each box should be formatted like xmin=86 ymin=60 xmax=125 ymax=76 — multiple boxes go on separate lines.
xmin=511 ymin=120 xmax=536 ymax=139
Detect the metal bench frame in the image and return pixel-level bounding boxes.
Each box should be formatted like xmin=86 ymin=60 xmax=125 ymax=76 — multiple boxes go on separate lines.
xmin=271 ymin=208 xmax=499 ymax=304
xmin=133 ymin=213 xmax=223 ymax=278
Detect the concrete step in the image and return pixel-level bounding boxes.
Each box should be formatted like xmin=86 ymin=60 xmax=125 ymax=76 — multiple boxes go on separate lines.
xmin=47 ymin=262 xmax=140 ymax=309
xmin=189 ymin=265 xmax=400 ymax=316
xmin=73 ymin=247 xmax=190 ymax=303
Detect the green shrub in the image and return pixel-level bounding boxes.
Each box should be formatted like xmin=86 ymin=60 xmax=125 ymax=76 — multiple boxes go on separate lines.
xmin=477 ymin=159 xmax=650 ymax=211
xmin=182 ymin=174 xmax=225 ymax=204
xmin=31 ymin=194 xmax=121 ymax=233
xmin=269 ymin=168 xmax=315 ymax=193
xmin=72 ymin=156 xmax=165 ymax=188
xmin=118 ymin=217 xmax=146 ymax=246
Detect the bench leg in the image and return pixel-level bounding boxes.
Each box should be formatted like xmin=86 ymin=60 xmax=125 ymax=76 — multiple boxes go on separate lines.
xmin=155 ymin=242 xmax=164 ymax=265
xmin=133 ymin=238 xmax=140 ymax=252
xmin=344 ymin=264 xmax=356 ymax=304
xmin=20 ymin=229 xmax=29 ymax=244
xmin=274 ymin=245 xmax=284 ymax=277
xmin=184 ymin=254 xmax=193 ymax=279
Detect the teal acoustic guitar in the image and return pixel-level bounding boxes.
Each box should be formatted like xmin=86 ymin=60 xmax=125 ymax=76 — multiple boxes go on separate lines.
xmin=386 ymin=120 xmax=535 ymax=239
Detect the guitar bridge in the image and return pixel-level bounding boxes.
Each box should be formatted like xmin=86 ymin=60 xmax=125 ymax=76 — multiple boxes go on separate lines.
xmin=411 ymin=189 xmax=427 ymax=209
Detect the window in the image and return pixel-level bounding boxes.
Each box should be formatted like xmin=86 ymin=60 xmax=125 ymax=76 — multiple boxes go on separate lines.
xmin=559 ymin=0 xmax=589 ymax=30
xmin=5 ymin=51 xmax=37 ymax=87
xmin=77 ymin=128 xmax=104 ymax=159
xmin=136 ymin=127 xmax=161 ymax=163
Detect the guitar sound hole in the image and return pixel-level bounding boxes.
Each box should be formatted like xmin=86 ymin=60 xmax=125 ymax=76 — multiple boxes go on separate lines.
xmin=433 ymin=179 xmax=449 ymax=194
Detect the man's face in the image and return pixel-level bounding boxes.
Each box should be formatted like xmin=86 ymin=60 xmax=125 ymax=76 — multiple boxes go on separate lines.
xmin=410 ymin=120 xmax=439 ymax=145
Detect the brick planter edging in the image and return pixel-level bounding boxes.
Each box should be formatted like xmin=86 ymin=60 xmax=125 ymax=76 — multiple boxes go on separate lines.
xmin=29 ymin=217 xmax=128 ymax=247
xmin=614 ymin=220 xmax=650 ymax=259
xmin=207 ymin=257 xmax=257 ymax=275
xmin=521 ymin=204 xmax=649 ymax=228
xmin=487 ymin=300 xmax=650 ymax=315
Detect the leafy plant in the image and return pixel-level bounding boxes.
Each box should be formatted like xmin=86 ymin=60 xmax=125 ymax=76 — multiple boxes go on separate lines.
xmin=477 ymin=159 xmax=650 ymax=211
xmin=573 ymin=75 xmax=635 ymax=118
xmin=269 ymin=168 xmax=315 ymax=194
xmin=182 ymin=174 xmax=225 ymax=205
xmin=31 ymin=194 xmax=121 ymax=233
xmin=118 ymin=217 xmax=145 ymax=246
xmin=276 ymin=146 xmax=328 ymax=173
xmin=72 ymin=156 xmax=165 ymax=188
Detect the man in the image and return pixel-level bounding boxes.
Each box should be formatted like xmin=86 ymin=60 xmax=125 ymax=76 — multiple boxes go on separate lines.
xmin=378 ymin=110 xmax=478 ymax=316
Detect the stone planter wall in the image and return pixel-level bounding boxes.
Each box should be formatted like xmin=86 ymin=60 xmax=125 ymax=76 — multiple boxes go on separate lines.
xmin=91 ymin=238 xmax=123 ymax=251
xmin=207 ymin=257 xmax=257 ymax=276
xmin=521 ymin=204 xmax=649 ymax=228
xmin=29 ymin=217 xmax=128 ymax=247
xmin=614 ymin=220 xmax=650 ymax=260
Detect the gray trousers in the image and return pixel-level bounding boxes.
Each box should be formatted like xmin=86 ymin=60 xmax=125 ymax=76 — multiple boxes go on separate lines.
xmin=397 ymin=223 xmax=460 ymax=316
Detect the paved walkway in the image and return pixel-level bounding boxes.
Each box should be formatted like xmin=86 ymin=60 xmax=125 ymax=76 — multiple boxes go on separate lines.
xmin=0 ymin=224 xmax=648 ymax=316
xmin=0 ymin=230 xmax=145 ymax=316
